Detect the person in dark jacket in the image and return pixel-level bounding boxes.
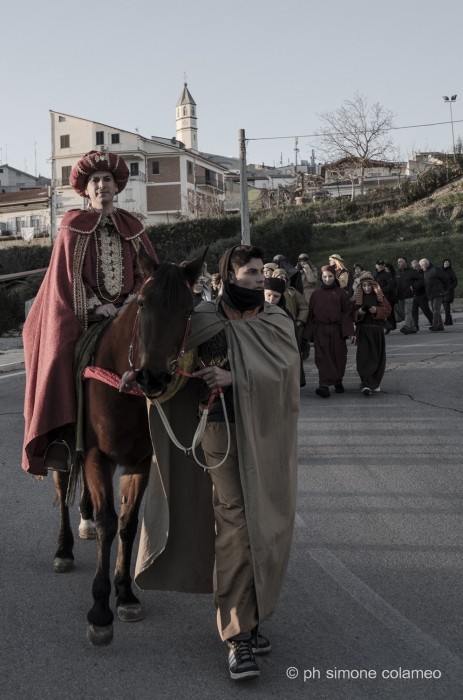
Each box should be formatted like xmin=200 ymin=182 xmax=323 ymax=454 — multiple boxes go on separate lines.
xmin=442 ymin=259 xmax=458 ymax=325
xmin=395 ymin=257 xmax=420 ymax=334
xmin=419 ymin=259 xmax=448 ymax=331
xmin=411 ymin=260 xmax=433 ymax=330
xmin=380 ymin=262 xmax=398 ymax=332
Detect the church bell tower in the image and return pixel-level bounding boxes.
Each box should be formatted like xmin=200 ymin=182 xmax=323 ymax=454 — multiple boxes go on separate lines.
xmin=176 ymin=82 xmax=198 ymax=150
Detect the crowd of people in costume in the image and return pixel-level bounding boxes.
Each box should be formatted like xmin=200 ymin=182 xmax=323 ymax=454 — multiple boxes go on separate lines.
xmin=202 ymin=251 xmax=458 ymax=399
xmin=21 ymin=148 xmax=459 ymax=683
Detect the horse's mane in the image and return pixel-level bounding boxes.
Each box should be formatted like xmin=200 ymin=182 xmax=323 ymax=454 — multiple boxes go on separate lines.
xmin=146 ymin=263 xmax=188 ymax=311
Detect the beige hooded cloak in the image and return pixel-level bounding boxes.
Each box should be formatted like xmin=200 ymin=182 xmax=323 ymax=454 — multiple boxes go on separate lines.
xmin=135 ymin=300 xmax=300 ymax=623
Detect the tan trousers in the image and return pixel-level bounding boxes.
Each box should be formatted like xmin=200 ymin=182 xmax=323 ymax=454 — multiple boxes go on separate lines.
xmin=201 ymin=422 xmax=259 ymax=641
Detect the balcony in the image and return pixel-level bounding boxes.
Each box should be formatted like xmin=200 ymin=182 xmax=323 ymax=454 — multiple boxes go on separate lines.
xmin=195 ymin=176 xmax=224 ymax=193
xmin=129 ymin=172 xmax=147 ymax=183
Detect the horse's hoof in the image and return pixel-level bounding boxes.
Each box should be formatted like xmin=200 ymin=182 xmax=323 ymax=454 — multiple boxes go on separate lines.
xmin=78 ymin=518 xmax=96 ymax=540
xmin=87 ymin=622 xmax=114 ymax=646
xmin=117 ymin=604 xmax=144 ymax=622
xmin=53 ymin=557 xmax=74 ymax=573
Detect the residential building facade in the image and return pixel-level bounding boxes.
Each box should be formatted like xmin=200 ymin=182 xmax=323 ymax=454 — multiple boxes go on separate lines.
xmin=0 ymin=188 xmax=51 ymax=248
xmin=50 ymin=83 xmax=226 ymax=238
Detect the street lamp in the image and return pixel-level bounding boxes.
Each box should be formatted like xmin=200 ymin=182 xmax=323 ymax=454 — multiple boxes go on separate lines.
xmin=442 ymin=95 xmax=457 ymax=160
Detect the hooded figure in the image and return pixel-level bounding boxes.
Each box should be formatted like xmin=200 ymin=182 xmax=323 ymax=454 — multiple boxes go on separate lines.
xmin=22 ymin=150 xmax=157 ymax=476
xmin=353 ymin=273 xmax=391 ymax=395
xmin=135 ymin=244 xmax=300 ymax=680
xmin=273 ymin=254 xmax=304 ymax=293
xmin=303 ymin=264 xmax=354 ymax=397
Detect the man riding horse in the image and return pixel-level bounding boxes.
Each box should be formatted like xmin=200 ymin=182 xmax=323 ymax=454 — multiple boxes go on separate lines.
xmin=23 ymin=151 xmax=157 ymax=476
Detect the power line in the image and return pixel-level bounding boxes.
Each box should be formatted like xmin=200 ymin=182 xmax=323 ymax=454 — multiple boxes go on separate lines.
xmin=246 ymin=118 xmax=463 ymax=142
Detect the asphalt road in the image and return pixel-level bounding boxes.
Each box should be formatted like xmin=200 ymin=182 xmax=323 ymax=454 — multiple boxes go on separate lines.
xmin=1 ymin=325 xmax=462 ymax=700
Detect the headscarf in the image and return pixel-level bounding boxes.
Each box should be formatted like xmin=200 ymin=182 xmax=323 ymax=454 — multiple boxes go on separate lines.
xmin=264 ymin=277 xmax=288 ymax=311
xmin=272 ymin=254 xmax=299 ymax=279
xmin=218 ymin=246 xmax=264 ymax=313
xmin=70 ymin=150 xmax=130 ymax=197
xmin=354 ymin=273 xmax=384 ymax=306
xmin=264 ymin=262 xmax=278 ymax=271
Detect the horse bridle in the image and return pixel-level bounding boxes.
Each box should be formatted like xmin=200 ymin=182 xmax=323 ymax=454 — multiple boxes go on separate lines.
xmin=128 ymin=276 xmax=192 ymax=378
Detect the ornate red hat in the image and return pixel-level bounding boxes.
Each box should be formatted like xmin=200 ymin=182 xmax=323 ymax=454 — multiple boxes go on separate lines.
xmin=69 ymin=150 xmax=130 ymax=197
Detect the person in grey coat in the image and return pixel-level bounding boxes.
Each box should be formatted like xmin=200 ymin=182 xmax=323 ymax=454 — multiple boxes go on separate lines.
xmin=419 ymin=259 xmax=448 ymax=331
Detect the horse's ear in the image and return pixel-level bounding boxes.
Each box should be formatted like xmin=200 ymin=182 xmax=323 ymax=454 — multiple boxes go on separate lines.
xmin=183 ymin=247 xmax=209 ymax=288
xmin=137 ymin=244 xmax=159 ymax=280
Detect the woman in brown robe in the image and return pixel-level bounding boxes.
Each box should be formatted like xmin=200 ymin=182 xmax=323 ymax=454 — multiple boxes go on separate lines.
xmin=354 ymin=273 xmax=391 ymax=396
xmin=303 ymin=265 xmax=354 ymax=398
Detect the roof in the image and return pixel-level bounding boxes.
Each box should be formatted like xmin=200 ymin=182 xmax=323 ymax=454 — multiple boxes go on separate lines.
xmin=0 ymin=164 xmax=39 ymax=179
xmin=0 ymin=188 xmax=49 ymax=205
xmin=176 ymin=83 xmax=196 ymax=107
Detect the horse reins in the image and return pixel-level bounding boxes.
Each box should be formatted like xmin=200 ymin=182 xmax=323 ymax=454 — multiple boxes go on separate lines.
xmin=127 ymin=276 xmax=231 ymax=472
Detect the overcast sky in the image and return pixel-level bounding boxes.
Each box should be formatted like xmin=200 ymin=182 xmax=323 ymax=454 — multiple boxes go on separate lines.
xmin=1 ymin=0 xmax=462 ymax=177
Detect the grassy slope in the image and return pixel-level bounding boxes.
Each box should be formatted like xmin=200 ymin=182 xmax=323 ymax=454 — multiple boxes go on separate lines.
xmin=309 ymin=186 xmax=463 ymax=296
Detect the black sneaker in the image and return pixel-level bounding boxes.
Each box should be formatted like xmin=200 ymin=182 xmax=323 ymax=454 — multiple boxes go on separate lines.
xmin=334 ymin=384 xmax=345 ymax=393
xmin=362 ymin=387 xmax=371 ymax=397
xmin=251 ymin=628 xmax=271 ymax=655
xmin=227 ymin=634 xmax=260 ymax=680
xmin=315 ymin=386 xmax=330 ymax=398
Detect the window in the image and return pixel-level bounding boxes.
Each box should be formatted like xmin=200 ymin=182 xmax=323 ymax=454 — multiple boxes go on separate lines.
xmin=152 ymin=161 xmax=160 ymax=175
xmin=62 ymin=166 xmax=72 ymax=186
xmin=183 ymin=107 xmax=187 ymax=116
xmin=130 ymin=163 xmax=139 ymax=177
xmin=111 ymin=133 xmax=120 ymax=144
xmin=187 ymin=161 xmax=193 ymax=175
xmin=96 ymin=131 xmax=104 ymax=146
xmin=191 ymin=106 xmax=195 ymax=116
xmin=0 ymin=169 xmax=3 ymax=173
xmin=60 ymin=135 xmax=70 ymax=149
xmin=177 ymin=109 xmax=179 ymax=118
xmin=59 ymin=116 xmax=66 ymax=122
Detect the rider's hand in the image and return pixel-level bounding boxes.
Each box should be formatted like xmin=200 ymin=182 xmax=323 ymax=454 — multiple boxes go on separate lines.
xmin=95 ymin=303 xmax=118 ymax=317
xmin=370 ymin=306 xmax=377 ymax=314
xmin=357 ymin=308 xmax=366 ymax=317
xmin=192 ymin=366 xmax=232 ymax=389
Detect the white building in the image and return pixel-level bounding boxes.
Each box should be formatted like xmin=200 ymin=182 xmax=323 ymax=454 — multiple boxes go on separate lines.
xmin=0 ymin=188 xmax=51 ymax=248
xmin=50 ymin=83 xmax=226 ymax=237
xmin=324 ymin=157 xmax=405 ymax=197
xmin=0 ymin=164 xmax=50 ymax=194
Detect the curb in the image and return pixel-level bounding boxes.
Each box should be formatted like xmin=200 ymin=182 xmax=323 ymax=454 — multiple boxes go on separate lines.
xmin=0 ymin=360 xmax=25 ymax=373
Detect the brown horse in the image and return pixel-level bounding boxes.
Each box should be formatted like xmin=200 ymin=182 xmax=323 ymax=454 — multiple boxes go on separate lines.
xmin=53 ymin=246 xmax=205 ymax=645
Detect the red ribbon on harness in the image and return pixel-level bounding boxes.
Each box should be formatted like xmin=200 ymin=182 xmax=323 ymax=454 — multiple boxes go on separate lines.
xmin=82 ymin=366 xmax=144 ymax=396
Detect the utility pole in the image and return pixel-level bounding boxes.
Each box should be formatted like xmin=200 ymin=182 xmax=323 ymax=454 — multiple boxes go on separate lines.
xmin=294 ymin=137 xmax=299 ymax=169
xmin=238 ymin=129 xmax=250 ymax=244
xmin=34 ymin=143 xmax=37 ymax=176
xmin=443 ymin=95 xmax=457 ymax=161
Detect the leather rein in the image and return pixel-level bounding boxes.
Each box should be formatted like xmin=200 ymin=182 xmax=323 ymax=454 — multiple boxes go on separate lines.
xmin=81 ymin=276 xmax=231 ymax=471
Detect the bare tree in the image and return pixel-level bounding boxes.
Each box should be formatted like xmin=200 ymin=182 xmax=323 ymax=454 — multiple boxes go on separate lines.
xmin=316 ymin=93 xmax=396 ymax=197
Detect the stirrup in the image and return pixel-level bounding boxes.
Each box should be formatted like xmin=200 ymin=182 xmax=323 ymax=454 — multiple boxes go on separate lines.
xmin=44 ymin=439 xmax=71 ymax=473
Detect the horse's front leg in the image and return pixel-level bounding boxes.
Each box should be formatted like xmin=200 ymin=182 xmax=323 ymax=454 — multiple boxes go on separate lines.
xmin=53 ymin=471 xmax=75 ymax=573
xmin=78 ymin=472 xmax=96 ymax=540
xmin=114 ymin=467 xmax=150 ymax=622
xmin=84 ymin=447 xmax=118 ymax=646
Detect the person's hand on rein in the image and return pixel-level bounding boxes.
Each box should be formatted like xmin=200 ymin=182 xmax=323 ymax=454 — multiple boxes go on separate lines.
xmin=192 ymin=366 xmax=232 ymax=389
xmin=95 ymin=303 xmax=118 ymax=318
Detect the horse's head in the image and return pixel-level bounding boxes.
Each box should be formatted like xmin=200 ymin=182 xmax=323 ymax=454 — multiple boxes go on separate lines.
xmin=134 ymin=246 xmax=207 ymax=400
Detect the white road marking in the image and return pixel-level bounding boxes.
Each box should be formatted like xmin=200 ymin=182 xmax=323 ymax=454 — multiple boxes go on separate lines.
xmin=0 ymin=370 xmax=26 ymax=380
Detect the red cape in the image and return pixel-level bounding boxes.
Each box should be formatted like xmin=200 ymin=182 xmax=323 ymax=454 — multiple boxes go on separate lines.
xmin=22 ymin=208 xmax=156 ymax=475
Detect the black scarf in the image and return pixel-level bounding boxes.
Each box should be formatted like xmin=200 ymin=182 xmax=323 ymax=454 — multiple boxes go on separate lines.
xmin=221 ymin=285 xmax=264 ymax=313
xmin=321 ymin=279 xmax=340 ymax=290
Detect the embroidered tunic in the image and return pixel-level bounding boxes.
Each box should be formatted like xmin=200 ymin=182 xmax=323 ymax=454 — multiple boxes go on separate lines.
xmin=81 ymin=215 xmax=145 ymax=320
